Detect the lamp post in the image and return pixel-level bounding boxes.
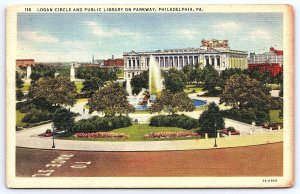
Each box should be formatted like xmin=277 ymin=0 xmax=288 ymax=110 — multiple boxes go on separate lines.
xmin=214 ymin=122 xmax=218 ymax=147
xmin=52 ymin=125 xmax=56 ymax=149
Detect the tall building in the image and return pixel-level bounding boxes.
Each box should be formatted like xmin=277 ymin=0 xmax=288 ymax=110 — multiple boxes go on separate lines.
xmin=248 ymin=47 xmax=283 ymax=76
xmin=123 ymin=39 xmax=248 ymax=79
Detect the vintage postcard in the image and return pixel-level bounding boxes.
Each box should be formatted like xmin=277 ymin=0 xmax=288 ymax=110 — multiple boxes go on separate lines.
xmin=6 ymin=4 xmax=294 ymax=188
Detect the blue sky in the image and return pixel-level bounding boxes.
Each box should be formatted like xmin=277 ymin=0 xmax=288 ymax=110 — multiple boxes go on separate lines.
xmin=17 ymin=12 xmax=283 ymax=62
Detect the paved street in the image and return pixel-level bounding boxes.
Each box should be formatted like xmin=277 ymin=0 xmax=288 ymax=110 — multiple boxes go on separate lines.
xmin=16 ymin=143 xmax=283 ymax=177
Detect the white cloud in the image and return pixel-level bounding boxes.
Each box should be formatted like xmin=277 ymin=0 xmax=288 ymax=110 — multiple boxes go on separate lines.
xmin=249 ymin=28 xmax=271 ymax=39
xmin=215 ymin=21 xmax=240 ymax=30
xmin=178 ymin=29 xmax=197 ymax=39
xmin=20 ymin=31 xmax=58 ymax=43
xmin=86 ymin=21 xmax=141 ymax=37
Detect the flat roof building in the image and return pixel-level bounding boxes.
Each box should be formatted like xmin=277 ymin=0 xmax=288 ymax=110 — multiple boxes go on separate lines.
xmin=123 ymin=39 xmax=248 ymax=79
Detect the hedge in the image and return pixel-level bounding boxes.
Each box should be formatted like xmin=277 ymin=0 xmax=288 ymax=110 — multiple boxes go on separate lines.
xmin=72 ymin=116 xmax=132 ymax=133
xmin=221 ymin=108 xmax=269 ymax=126
xmin=22 ymin=109 xmax=53 ymax=124
xmin=149 ymin=115 xmax=199 ymax=130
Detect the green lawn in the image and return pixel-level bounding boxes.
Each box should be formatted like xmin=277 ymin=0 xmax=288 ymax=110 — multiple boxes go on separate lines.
xmin=74 ymin=81 xmax=83 ymax=93
xmin=269 ymin=110 xmax=283 ymax=124
xmin=267 ymin=84 xmax=281 ymax=90
xmin=76 ymin=98 xmax=89 ymax=103
xmin=117 ymin=69 xmax=124 ymax=79
xmin=184 ymin=85 xmax=203 ymax=94
xmin=61 ymin=124 xmax=199 ymax=141
xmin=22 ymin=83 xmax=31 ymax=92
xmin=16 ymin=110 xmax=27 ymax=127
xmin=132 ymin=110 xmax=150 ymax=114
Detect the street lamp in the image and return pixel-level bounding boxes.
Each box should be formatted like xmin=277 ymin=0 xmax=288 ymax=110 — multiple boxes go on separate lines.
xmin=52 ymin=124 xmax=56 ymax=149
xmin=214 ymin=122 xmax=218 ymax=147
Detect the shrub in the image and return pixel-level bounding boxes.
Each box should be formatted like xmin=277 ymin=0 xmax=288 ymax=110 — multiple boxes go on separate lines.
xmin=75 ymin=132 xmax=128 ymax=139
xmin=221 ymin=108 xmax=268 ymax=125
xmin=227 ymin=127 xmax=236 ymax=132
xmin=16 ymin=90 xmax=24 ymax=101
xmin=149 ymin=115 xmax=199 ymax=130
xmin=22 ymin=109 xmax=53 ymax=123
xmin=72 ymin=116 xmax=132 ymax=133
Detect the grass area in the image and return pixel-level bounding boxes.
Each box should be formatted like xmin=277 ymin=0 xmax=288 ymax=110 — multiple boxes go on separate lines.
xmin=76 ymin=98 xmax=89 ymax=103
xmin=60 ymin=124 xmax=199 ymax=142
xmin=132 ymin=110 xmax=150 ymax=114
xmin=269 ymin=110 xmax=283 ymax=124
xmin=184 ymin=85 xmax=203 ymax=94
xmin=267 ymin=84 xmax=281 ymax=90
xmin=16 ymin=110 xmax=27 ymax=127
xmin=117 ymin=69 xmax=124 ymax=79
xmin=21 ymin=82 xmax=31 ymax=92
xmin=74 ymin=81 xmax=83 ymax=93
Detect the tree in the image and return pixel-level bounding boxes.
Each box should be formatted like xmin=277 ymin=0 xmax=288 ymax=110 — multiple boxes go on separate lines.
xmin=88 ymin=83 xmax=134 ymax=117
xmin=219 ymin=68 xmax=242 ymax=89
xmin=202 ymin=65 xmax=220 ymax=95
xmin=16 ymin=90 xmax=24 ymax=101
xmin=81 ymin=77 xmax=104 ymax=98
xmin=30 ymin=65 xmax=56 ymax=82
xmin=131 ymin=70 xmax=149 ymax=95
xmin=76 ymin=66 xmax=117 ymax=81
xmin=150 ymin=89 xmax=195 ymax=115
xmin=220 ymin=74 xmax=272 ymax=109
xmin=52 ymin=108 xmax=75 ymax=132
xmin=31 ymin=77 xmax=77 ymax=107
xmin=16 ymin=71 xmax=24 ymax=88
xmin=163 ymin=68 xmax=188 ymax=92
xmin=198 ymin=102 xmax=224 ymax=137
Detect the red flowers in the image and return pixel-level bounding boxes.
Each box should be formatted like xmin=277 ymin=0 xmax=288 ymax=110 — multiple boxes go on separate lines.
xmin=221 ymin=129 xmax=240 ymax=136
xmin=144 ymin=132 xmax=200 ymax=139
xmin=75 ymin=132 xmax=129 ymax=139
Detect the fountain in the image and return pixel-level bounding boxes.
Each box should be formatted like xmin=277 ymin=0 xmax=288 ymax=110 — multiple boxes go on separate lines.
xmin=70 ymin=64 xmax=75 ymax=81
xmin=26 ymin=65 xmax=31 ymax=81
xmin=149 ymin=55 xmax=163 ymax=95
xmin=126 ymin=78 xmax=133 ymax=96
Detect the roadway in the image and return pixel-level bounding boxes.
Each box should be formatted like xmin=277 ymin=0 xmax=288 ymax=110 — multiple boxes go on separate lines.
xmin=16 ymin=142 xmax=283 ymax=177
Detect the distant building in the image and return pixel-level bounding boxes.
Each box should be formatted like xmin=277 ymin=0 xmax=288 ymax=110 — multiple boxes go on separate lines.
xmin=16 ymin=59 xmax=35 ymax=68
xmin=123 ymin=39 xmax=248 ymax=79
xmin=248 ymin=47 xmax=283 ymax=65
xmin=104 ymin=55 xmax=124 ymax=67
xmin=248 ymin=47 xmax=283 ymax=76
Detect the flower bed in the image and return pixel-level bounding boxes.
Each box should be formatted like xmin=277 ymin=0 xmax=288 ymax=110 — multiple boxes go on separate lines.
xmin=75 ymin=132 xmax=129 ymax=139
xmin=221 ymin=129 xmax=240 ymax=136
xmin=144 ymin=132 xmax=200 ymax=139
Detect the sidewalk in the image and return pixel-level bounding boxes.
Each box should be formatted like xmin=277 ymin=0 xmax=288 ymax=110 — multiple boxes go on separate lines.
xmin=16 ymin=123 xmax=283 ymax=152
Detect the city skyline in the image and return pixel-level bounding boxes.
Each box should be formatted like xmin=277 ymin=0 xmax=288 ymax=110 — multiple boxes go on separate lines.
xmin=17 ymin=12 xmax=283 ymax=62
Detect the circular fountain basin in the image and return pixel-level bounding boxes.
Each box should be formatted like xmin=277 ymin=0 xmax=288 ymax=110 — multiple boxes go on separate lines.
xmin=192 ymin=99 xmax=207 ymax=107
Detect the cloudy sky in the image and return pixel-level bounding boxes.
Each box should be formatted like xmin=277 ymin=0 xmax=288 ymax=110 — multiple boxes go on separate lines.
xmin=17 ymin=12 xmax=283 ymax=62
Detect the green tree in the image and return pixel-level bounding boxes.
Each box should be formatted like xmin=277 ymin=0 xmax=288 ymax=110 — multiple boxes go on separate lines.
xmin=52 ymin=108 xmax=75 ymax=132
xmin=198 ymin=102 xmax=225 ymax=137
xmin=131 ymin=70 xmax=149 ymax=95
xmin=31 ymin=77 xmax=77 ymax=107
xmin=202 ymin=65 xmax=220 ymax=95
xmin=16 ymin=71 xmax=24 ymax=88
xmin=219 ymin=68 xmax=242 ymax=89
xmin=150 ymin=89 xmax=195 ymax=115
xmin=30 ymin=65 xmax=56 ymax=82
xmin=220 ymin=74 xmax=272 ymax=109
xmin=16 ymin=90 xmax=24 ymax=101
xmin=163 ymin=68 xmax=188 ymax=92
xmin=88 ymin=83 xmax=134 ymax=116
xmin=81 ymin=77 xmax=104 ymax=98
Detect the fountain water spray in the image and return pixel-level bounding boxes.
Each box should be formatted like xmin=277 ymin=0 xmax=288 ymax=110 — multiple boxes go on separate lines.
xmin=126 ymin=78 xmax=133 ymax=96
xmin=149 ymin=55 xmax=163 ymax=95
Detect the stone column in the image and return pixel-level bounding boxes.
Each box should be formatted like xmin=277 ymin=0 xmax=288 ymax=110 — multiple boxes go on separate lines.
xmin=158 ymin=57 xmax=161 ymax=68
xmin=172 ymin=56 xmax=175 ymax=67
xmin=187 ymin=56 xmax=190 ymax=65
xmin=177 ymin=56 xmax=180 ymax=68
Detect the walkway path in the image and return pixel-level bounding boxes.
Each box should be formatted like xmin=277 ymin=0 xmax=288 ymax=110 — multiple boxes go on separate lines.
xmin=16 ymin=122 xmax=283 ymax=152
